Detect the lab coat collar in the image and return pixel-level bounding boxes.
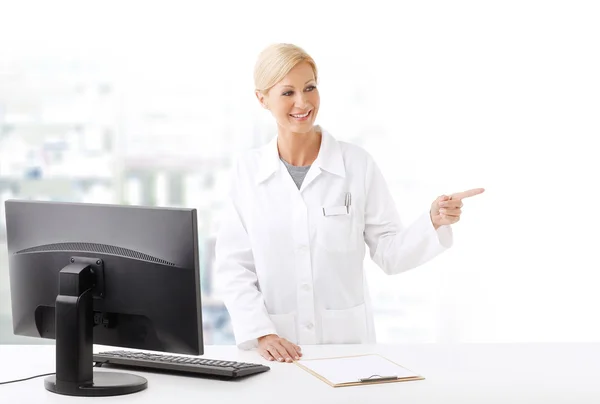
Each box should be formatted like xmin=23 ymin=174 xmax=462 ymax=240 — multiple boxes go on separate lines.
xmin=255 ymin=126 xmax=346 ymax=184
xmin=255 ymin=136 xmax=280 ymax=184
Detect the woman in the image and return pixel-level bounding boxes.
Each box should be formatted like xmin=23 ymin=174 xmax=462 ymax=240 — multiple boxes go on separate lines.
xmin=215 ymin=43 xmax=484 ymax=363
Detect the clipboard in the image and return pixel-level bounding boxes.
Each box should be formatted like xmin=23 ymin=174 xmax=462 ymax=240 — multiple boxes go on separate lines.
xmin=295 ymin=354 xmax=425 ymax=388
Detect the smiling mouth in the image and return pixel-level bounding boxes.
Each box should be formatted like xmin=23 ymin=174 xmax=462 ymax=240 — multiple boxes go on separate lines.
xmin=289 ymin=110 xmax=312 ymax=120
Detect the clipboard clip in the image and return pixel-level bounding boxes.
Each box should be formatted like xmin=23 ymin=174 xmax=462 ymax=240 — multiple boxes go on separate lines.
xmin=358 ymin=374 xmax=399 ymax=383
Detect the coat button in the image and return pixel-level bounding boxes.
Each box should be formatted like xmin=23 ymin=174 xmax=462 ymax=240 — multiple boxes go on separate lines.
xmin=305 ymin=323 xmax=314 ymax=330
xmin=301 ymin=284 xmax=310 ymax=291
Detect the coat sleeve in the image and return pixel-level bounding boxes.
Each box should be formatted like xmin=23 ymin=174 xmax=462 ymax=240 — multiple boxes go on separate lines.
xmin=214 ymin=161 xmax=277 ymax=350
xmin=362 ymin=154 xmax=453 ymax=275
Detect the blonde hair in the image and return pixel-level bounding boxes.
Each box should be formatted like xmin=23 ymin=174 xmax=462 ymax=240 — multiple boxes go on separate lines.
xmin=254 ymin=43 xmax=318 ymax=94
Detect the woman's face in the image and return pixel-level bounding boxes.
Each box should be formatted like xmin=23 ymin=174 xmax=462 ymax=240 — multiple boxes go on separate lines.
xmin=257 ymin=62 xmax=320 ymax=134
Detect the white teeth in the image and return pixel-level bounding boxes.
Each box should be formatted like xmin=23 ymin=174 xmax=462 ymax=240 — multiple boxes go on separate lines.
xmin=291 ymin=111 xmax=310 ymax=118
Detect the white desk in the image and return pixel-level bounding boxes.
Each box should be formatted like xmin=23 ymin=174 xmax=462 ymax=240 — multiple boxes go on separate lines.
xmin=1 ymin=343 xmax=599 ymax=403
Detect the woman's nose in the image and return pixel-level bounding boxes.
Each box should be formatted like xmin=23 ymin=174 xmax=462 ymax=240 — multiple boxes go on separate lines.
xmin=294 ymin=94 xmax=308 ymax=108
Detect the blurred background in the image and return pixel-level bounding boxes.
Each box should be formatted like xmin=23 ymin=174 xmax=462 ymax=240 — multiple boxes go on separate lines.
xmin=1 ymin=0 xmax=599 ymax=345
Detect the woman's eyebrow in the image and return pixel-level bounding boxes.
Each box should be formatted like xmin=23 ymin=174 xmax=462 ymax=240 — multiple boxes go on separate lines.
xmin=279 ymin=79 xmax=315 ymax=89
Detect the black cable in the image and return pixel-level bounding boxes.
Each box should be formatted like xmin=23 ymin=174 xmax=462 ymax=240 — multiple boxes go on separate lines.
xmin=1 ymin=362 xmax=104 ymax=385
xmin=0 ymin=372 xmax=55 ymax=385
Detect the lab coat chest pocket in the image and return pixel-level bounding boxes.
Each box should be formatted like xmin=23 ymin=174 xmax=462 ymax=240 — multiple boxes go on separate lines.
xmin=320 ymin=304 xmax=368 ymax=344
xmin=269 ymin=313 xmax=297 ymax=344
xmin=316 ymin=207 xmax=360 ymax=252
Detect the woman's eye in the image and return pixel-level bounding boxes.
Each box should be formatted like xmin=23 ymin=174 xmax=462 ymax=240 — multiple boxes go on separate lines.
xmin=282 ymin=86 xmax=316 ymax=96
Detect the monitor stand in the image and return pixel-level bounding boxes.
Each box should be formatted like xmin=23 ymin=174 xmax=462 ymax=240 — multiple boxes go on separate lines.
xmin=44 ymin=257 xmax=147 ymax=397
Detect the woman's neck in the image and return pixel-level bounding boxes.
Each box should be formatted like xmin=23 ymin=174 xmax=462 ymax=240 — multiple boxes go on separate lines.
xmin=277 ymin=126 xmax=321 ymax=167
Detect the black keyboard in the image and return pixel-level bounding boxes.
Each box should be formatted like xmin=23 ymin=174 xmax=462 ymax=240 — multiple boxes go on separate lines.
xmin=93 ymin=350 xmax=270 ymax=379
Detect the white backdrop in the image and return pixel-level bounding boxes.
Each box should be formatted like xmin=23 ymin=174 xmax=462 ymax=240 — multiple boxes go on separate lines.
xmin=1 ymin=0 xmax=599 ymax=343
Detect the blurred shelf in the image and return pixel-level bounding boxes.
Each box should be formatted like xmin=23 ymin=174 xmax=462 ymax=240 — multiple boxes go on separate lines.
xmin=0 ymin=177 xmax=113 ymax=194
xmin=0 ymin=176 xmax=113 ymax=183
xmin=2 ymin=122 xmax=89 ymax=128
xmin=123 ymin=156 xmax=228 ymax=171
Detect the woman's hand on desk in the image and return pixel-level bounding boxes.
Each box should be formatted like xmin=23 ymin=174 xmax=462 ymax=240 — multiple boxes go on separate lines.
xmin=257 ymin=334 xmax=302 ymax=363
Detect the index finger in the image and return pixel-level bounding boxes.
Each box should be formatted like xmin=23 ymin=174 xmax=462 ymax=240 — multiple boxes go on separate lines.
xmin=450 ymin=188 xmax=485 ymax=200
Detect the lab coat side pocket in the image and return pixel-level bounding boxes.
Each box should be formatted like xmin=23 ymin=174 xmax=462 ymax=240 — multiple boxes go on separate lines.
xmin=268 ymin=313 xmax=297 ymax=344
xmin=320 ymin=304 xmax=368 ymax=344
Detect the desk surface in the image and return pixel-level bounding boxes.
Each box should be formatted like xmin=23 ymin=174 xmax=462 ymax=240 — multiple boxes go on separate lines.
xmin=1 ymin=343 xmax=599 ymax=404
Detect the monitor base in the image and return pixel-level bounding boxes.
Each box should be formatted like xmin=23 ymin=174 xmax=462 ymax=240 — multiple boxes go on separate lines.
xmin=44 ymin=371 xmax=147 ymax=396
xmin=48 ymin=258 xmax=147 ymax=397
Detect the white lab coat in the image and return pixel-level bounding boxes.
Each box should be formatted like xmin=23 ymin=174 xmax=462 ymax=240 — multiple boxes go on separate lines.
xmin=215 ymin=127 xmax=452 ymax=349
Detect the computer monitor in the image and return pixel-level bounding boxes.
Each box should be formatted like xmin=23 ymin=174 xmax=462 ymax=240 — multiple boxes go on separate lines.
xmin=4 ymin=199 xmax=203 ymax=397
